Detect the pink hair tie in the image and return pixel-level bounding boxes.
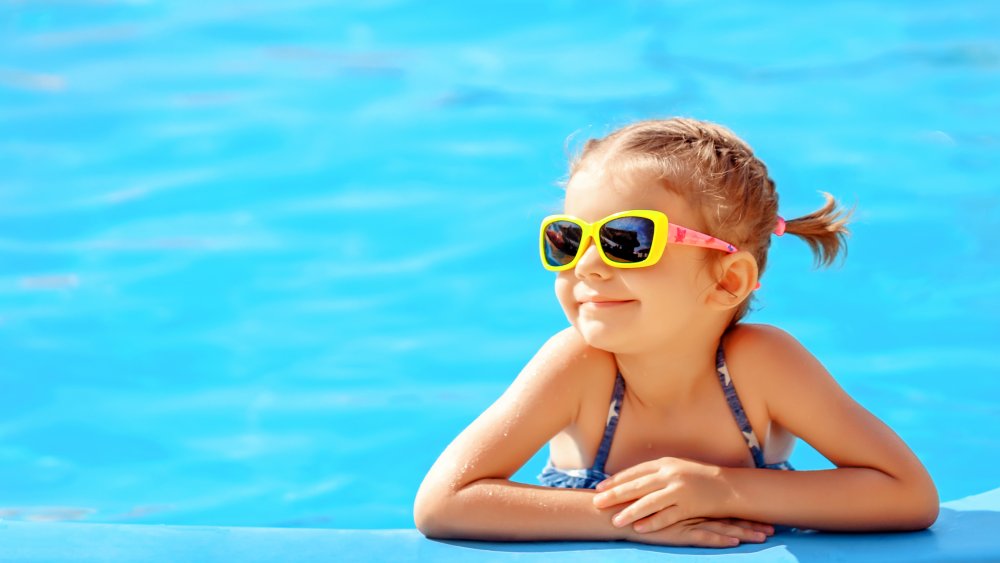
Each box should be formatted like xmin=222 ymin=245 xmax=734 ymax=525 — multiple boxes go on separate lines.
xmin=773 ymin=216 xmax=786 ymax=236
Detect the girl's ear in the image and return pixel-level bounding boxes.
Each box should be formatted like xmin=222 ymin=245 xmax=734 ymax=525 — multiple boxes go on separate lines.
xmin=705 ymin=251 xmax=759 ymax=311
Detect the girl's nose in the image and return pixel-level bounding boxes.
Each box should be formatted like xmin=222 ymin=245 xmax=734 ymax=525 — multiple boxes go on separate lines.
xmin=574 ymin=239 xmax=611 ymax=280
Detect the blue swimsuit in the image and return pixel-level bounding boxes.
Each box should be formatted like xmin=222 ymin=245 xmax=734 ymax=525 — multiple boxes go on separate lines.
xmin=538 ymin=340 xmax=794 ymax=489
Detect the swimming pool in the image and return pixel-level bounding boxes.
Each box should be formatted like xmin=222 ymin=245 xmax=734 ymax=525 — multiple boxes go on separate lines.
xmin=1 ymin=0 xmax=997 ymax=531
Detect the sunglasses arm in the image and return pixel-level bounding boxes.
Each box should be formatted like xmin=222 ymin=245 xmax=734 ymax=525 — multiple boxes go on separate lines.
xmin=667 ymin=223 xmax=761 ymax=289
xmin=667 ymin=223 xmax=739 ymax=254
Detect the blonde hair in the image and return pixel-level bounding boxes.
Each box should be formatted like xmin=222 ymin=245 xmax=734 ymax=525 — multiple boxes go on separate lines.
xmin=568 ymin=117 xmax=854 ymax=327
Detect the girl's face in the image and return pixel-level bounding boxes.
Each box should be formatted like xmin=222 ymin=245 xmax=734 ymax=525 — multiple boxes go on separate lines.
xmin=555 ymin=166 xmax=716 ymax=353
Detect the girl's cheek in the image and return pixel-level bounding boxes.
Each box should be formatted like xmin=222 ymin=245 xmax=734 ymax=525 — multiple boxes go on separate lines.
xmin=554 ymin=276 xmax=579 ymax=322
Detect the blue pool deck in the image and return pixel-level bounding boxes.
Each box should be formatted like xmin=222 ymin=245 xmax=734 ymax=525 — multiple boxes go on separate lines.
xmin=2 ymin=487 xmax=998 ymax=562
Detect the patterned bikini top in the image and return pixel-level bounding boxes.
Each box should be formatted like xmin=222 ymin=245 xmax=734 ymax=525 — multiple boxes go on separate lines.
xmin=538 ymin=340 xmax=794 ymax=489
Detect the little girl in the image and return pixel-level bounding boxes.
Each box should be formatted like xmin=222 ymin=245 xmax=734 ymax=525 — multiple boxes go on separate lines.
xmin=414 ymin=117 xmax=939 ymax=548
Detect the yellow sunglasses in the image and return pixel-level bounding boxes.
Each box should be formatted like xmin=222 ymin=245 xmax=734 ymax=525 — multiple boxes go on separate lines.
xmin=539 ymin=209 xmax=739 ymax=272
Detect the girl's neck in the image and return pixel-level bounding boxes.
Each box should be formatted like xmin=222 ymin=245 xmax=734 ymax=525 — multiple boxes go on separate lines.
xmin=613 ymin=330 xmax=724 ymax=414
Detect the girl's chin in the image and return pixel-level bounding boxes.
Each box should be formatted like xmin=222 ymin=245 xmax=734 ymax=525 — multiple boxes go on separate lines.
xmin=573 ymin=321 xmax=634 ymax=353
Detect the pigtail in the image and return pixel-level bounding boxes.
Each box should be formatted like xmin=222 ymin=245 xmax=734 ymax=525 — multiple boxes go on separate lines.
xmin=784 ymin=191 xmax=855 ymax=268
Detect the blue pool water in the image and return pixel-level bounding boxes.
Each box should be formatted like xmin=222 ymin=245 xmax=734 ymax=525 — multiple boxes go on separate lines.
xmin=1 ymin=1 xmax=998 ymax=529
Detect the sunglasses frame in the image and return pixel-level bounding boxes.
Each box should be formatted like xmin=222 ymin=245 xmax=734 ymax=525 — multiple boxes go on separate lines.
xmin=539 ymin=209 xmax=739 ymax=272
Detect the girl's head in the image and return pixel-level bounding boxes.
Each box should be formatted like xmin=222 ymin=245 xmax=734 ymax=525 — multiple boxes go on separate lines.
xmin=550 ymin=117 xmax=853 ymax=350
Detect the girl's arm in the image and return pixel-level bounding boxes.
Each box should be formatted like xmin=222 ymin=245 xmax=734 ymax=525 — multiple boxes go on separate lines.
xmin=413 ymin=327 xmax=625 ymax=541
xmin=717 ymin=324 xmax=939 ymax=531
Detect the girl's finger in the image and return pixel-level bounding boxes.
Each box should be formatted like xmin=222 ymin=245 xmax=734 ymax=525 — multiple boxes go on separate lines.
xmin=720 ymin=518 xmax=775 ymax=536
xmin=693 ymin=520 xmax=768 ymax=544
xmin=623 ymin=493 xmax=678 ymax=531
xmin=684 ymin=528 xmax=743 ymax=549
xmin=594 ymin=459 xmax=658 ymax=492
xmin=595 ymin=470 xmax=660 ymax=508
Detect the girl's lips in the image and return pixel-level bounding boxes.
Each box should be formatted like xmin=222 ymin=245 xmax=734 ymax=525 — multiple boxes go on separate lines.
xmin=581 ymin=300 xmax=636 ymax=308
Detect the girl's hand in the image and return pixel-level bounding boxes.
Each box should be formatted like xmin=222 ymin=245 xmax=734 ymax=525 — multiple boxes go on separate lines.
xmin=623 ymin=516 xmax=775 ymax=548
xmin=593 ymin=456 xmax=735 ymax=533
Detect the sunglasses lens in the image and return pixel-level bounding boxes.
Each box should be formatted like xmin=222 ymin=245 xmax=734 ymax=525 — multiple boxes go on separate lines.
xmin=600 ymin=216 xmax=655 ymax=263
xmin=542 ymin=220 xmax=583 ymax=267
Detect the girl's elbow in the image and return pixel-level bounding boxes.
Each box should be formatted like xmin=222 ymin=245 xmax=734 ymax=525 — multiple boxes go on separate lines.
xmin=916 ymin=503 xmax=940 ymax=530
xmin=414 ymin=498 xmax=449 ymax=538
xmin=414 ymin=509 xmax=442 ymax=538
xmin=911 ymin=491 xmax=940 ymax=531
xmin=896 ymin=502 xmax=939 ymax=532
xmin=888 ymin=465 xmax=939 ymax=531
xmin=902 ymin=480 xmax=940 ymax=531
xmin=918 ymin=476 xmax=940 ymax=528
xmin=413 ymin=481 xmax=464 ymax=538
xmin=413 ymin=488 xmax=448 ymax=537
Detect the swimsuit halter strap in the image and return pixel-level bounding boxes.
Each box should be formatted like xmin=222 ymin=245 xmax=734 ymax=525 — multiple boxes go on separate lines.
xmin=591 ymin=372 xmax=625 ymax=473
xmin=715 ymin=342 xmax=767 ymax=468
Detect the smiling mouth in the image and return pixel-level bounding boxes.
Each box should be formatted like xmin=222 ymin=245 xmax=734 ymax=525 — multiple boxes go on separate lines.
xmin=581 ymin=300 xmax=636 ymax=307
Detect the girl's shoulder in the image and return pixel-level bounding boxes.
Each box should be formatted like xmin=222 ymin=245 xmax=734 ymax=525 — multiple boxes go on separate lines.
xmin=722 ymin=322 xmax=842 ymax=425
xmin=537 ymin=327 xmax=619 ymax=425
xmin=722 ymin=323 xmax=810 ymax=387
xmin=723 ymin=322 xmax=813 ymax=369
xmin=541 ymin=326 xmax=618 ymax=370
xmin=724 ymin=322 xmax=799 ymax=351
xmin=415 ymin=327 xmax=616 ymax=498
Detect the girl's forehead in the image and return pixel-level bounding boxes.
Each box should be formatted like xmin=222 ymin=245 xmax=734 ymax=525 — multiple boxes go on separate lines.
xmin=564 ymin=168 xmax=699 ymax=224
